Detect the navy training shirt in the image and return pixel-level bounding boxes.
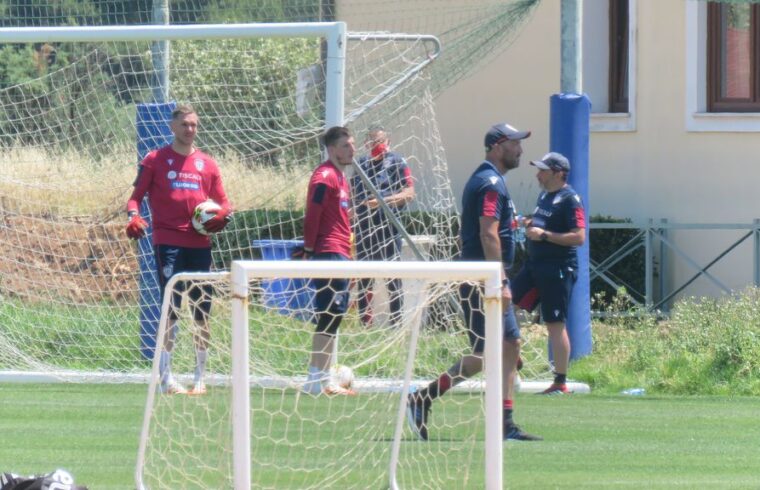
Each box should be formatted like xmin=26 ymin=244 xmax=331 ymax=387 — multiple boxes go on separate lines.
xmin=527 ymin=184 xmax=585 ymax=265
xmin=459 ymin=161 xmax=516 ymax=267
xmin=351 ymin=151 xmax=413 ymax=239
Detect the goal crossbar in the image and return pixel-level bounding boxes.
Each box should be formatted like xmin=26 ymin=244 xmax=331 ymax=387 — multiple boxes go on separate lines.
xmin=0 ymin=22 xmax=348 ymax=130
xmin=229 ymin=260 xmax=504 ymax=490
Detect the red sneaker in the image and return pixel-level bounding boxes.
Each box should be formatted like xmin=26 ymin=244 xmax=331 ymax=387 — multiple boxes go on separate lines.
xmin=538 ymin=383 xmax=570 ymax=395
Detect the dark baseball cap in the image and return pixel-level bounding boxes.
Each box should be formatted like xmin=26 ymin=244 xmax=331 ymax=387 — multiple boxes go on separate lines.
xmin=530 ymin=152 xmax=571 ymax=172
xmin=484 ymin=123 xmax=531 ymax=148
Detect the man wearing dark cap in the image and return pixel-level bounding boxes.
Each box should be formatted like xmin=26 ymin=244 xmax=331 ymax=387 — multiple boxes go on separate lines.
xmin=407 ymin=122 xmax=542 ymax=442
xmin=512 ymin=152 xmax=586 ymax=395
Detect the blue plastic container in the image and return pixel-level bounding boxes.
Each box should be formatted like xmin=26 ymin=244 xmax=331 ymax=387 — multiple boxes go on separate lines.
xmin=251 ymin=239 xmax=314 ymax=319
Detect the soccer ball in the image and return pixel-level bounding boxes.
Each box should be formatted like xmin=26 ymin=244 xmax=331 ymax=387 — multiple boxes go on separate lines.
xmin=330 ymin=364 xmax=355 ymax=390
xmin=191 ymin=200 xmax=222 ymax=235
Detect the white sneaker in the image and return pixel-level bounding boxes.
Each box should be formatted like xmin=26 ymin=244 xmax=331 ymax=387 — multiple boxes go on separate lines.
xmin=161 ymin=378 xmax=187 ymax=395
xmin=323 ymin=383 xmax=357 ymax=396
xmin=188 ymin=381 xmax=206 ymax=396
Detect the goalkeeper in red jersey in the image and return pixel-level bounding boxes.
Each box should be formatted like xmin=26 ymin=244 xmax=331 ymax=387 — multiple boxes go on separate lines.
xmin=125 ymin=104 xmax=232 ymax=395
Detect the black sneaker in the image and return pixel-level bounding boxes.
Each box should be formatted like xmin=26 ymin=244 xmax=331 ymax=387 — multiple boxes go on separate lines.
xmin=504 ymin=424 xmax=543 ymax=441
xmin=406 ymin=392 xmax=431 ymax=441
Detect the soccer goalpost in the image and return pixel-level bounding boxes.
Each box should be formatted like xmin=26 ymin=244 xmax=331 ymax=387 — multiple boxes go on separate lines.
xmin=0 ymin=16 xmax=581 ymax=488
xmin=135 ymin=260 xmax=505 ymax=490
xmin=0 ymin=19 xmax=564 ymax=388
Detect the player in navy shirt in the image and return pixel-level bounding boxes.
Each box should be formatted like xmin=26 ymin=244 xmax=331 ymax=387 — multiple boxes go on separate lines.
xmin=126 ymin=105 xmax=232 ymax=396
xmin=351 ymin=127 xmax=415 ymax=327
xmin=300 ymin=126 xmax=356 ymax=396
xmin=511 ymin=152 xmax=586 ymax=395
xmin=407 ymin=123 xmax=541 ymax=442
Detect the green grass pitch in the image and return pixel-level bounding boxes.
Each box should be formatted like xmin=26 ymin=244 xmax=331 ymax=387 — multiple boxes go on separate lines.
xmin=2 ymin=383 xmax=760 ymax=489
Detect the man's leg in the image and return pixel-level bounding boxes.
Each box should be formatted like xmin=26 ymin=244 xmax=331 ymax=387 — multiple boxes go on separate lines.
xmin=407 ymin=281 xmax=484 ymax=440
xmin=542 ymin=321 xmax=571 ymax=394
xmin=356 ymin=278 xmax=374 ymax=327
xmin=186 ymin=250 xmax=214 ymax=395
xmin=386 ymin=277 xmax=404 ymax=328
xmin=407 ymin=354 xmax=482 ymax=441
xmin=536 ymin=263 xmax=576 ymax=395
xmin=501 ymin=306 xmax=541 ymax=440
xmin=155 ymin=245 xmax=187 ymax=395
xmin=385 ymin=239 xmax=404 ymax=328
xmin=305 ymin=268 xmax=350 ymax=395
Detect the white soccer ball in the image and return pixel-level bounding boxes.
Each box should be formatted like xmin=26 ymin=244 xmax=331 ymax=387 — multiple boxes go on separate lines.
xmin=330 ymin=364 xmax=355 ymax=390
xmin=191 ymin=200 xmax=222 ymax=235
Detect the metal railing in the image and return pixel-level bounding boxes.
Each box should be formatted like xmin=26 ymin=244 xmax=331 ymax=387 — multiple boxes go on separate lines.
xmin=590 ymin=220 xmax=760 ymax=315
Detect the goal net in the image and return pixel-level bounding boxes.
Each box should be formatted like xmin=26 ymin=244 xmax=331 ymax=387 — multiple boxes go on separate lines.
xmin=0 ymin=14 xmax=555 ymax=388
xmin=135 ymin=260 xmax=506 ymax=490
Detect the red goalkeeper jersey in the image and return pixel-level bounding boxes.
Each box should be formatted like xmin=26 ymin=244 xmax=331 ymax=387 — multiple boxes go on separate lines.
xmin=127 ymin=145 xmax=231 ymax=248
xmin=303 ymin=160 xmax=351 ymax=258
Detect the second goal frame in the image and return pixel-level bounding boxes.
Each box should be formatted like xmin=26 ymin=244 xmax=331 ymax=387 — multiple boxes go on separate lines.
xmin=230 ymin=259 xmax=504 ymax=490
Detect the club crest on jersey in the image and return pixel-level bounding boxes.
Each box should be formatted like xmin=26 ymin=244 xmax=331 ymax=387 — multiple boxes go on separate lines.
xmin=553 ymin=194 xmax=564 ymax=205
xmin=162 ymin=265 xmax=173 ymax=278
xmin=167 ymin=171 xmax=177 ymax=180
xmin=167 ymin=158 xmax=174 ymax=166
xmin=194 ymin=158 xmax=205 ymax=171
xmin=321 ymin=170 xmax=330 ymax=178
xmin=489 ymin=176 xmax=499 ymax=185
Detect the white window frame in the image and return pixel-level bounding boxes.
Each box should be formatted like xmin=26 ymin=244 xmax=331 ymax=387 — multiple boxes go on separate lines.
xmin=685 ymin=1 xmax=760 ymax=132
xmin=587 ymin=0 xmax=638 ymax=132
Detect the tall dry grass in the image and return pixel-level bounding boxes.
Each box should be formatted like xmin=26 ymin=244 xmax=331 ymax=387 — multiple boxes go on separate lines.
xmin=0 ymin=145 xmax=314 ymax=220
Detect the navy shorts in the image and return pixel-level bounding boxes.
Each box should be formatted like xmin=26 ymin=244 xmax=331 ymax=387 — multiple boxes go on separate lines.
xmin=459 ymin=281 xmax=520 ymax=354
xmin=311 ymin=253 xmax=350 ymax=331
xmin=511 ymin=261 xmax=578 ymax=323
xmin=154 ymin=244 xmax=213 ymax=322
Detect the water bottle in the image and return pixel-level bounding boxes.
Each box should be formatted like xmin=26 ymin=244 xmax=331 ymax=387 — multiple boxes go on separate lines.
xmin=513 ymin=215 xmax=526 ymax=244
xmin=621 ymin=388 xmax=645 ymax=396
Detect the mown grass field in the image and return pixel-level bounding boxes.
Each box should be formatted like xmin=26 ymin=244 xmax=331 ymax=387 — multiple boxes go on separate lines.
xmin=5 ymin=286 xmax=760 ymax=488
xmin=2 ymin=383 xmax=760 ymax=489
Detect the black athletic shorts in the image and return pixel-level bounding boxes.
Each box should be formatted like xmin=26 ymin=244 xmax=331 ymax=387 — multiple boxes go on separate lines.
xmin=511 ymin=260 xmax=577 ymax=323
xmin=154 ymin=244 xmax=213 ymax=322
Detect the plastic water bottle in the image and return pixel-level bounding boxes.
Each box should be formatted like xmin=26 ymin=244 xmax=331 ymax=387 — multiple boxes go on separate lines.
xmin=621 ymin=388 xmax=645 ymax=396
xmin=513 ymin=215 xmax=526 ymax=244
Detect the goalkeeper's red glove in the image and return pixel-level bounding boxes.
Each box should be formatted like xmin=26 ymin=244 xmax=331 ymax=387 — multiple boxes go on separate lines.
xmin=126 ymin=213 xmax=148 ymax=239
xmin=203 ymin=208 xmax=232 ymax=233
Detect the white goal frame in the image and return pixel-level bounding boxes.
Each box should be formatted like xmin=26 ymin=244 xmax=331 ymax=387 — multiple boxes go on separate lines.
xmin=0 ymin=22 xmax=349 ymax=128
xmin=225 ymin=260 xmax=505 ymax=490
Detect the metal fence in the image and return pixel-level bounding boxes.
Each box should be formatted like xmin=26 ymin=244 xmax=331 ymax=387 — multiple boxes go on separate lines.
xmin=590 ymin=220 xmax=760 ymax=315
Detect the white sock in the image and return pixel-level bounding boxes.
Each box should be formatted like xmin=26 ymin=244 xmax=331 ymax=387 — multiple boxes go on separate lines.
xmin=159 ymin=350 xmax=172 ymax=386
xmin=194 ymin=349 xmax=208 ymax=385
xmin=304 ymin=366 xmax=327 ymax=394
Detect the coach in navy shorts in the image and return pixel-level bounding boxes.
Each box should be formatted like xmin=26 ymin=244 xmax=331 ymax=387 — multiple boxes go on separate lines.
xmin=406 ymin=122 xmax=541 ymax=442
xmin=511 ymin=152 xmax=586 ymax=395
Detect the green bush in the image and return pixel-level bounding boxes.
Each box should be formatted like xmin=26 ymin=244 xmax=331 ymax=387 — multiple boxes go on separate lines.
xmin=170 ymin=37 xmax=322 ymax=163
xmin=572 ymin=287 xmax=760 ymax=395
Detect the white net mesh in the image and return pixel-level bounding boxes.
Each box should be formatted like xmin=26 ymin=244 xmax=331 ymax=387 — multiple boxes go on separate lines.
xmin=138 ymin=272 xmax=500 ymax=489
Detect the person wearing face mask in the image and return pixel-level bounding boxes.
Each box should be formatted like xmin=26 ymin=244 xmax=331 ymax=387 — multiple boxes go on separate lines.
xmin=406 ymin=123 xmax=542 ymax=442
xmin=350 ymin=126 xmax=415 ymax=328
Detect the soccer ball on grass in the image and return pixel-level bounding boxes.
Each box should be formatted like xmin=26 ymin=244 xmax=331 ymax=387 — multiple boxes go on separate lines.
xmin=329 ymin=364 xmax=355 ymax=390
xmin=191 ymin=200 xmax=222 ymax=235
